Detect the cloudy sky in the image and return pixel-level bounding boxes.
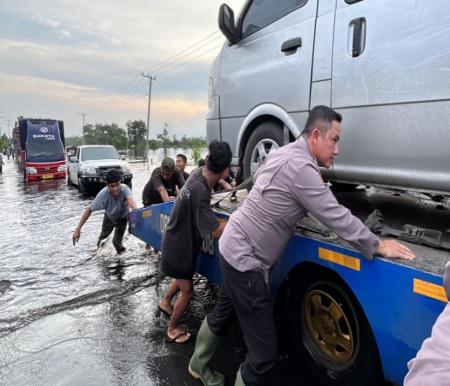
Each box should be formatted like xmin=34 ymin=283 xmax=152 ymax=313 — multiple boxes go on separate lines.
xmin=0 ymin=0 xmax=245 ymax=138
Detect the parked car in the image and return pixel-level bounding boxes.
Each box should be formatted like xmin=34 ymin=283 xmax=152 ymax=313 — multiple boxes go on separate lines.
xmin=208 ymin=0 xmax=450 ymax=195
xmin=67 ymin=145 xmax=132 ymax=193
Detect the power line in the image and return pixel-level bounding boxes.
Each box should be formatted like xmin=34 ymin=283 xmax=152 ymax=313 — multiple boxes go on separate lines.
xmin=89 ymin=30 xmax=224 ymax=117
xmin=143 ymin=31 xmax=221 ymax=74
xmin=155 ymin=44 xmax=222 ymax=76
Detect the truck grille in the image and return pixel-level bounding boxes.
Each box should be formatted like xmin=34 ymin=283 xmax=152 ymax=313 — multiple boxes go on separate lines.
xmin=36 ymin=165 xmax=60 ymax=173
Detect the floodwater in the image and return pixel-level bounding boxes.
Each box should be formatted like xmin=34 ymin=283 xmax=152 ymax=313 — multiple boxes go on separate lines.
xmin=0 ymin=159 xmax=250 ymax=386
xmin=1 ymin=156 xmax=411 ymax=386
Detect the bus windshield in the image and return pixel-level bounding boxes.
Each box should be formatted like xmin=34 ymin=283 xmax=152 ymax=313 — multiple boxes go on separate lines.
xmin=26 ymin=122 xmax=65 ymax=162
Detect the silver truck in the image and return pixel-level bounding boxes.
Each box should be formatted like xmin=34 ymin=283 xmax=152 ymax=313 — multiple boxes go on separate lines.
xmin=208 ymin=0 xmax=450 ymax=194
xmin=67 ymin=145 xmax=132 ymax=193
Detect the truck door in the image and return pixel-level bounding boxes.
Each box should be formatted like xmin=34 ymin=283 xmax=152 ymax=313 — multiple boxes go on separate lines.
xmin=331 ymin=0 xmax=450 ymax=192
xmin=219 ymin=0 xmax=318 ymax=151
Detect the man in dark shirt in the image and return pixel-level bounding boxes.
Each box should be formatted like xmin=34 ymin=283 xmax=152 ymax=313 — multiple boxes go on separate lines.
xmin=142 ymin=157 xmax=185 ymax=206
xmin=158 ymin=141 xmax=232 ymax=344
xmin=176 ymin=153 xmax=190 ymax=181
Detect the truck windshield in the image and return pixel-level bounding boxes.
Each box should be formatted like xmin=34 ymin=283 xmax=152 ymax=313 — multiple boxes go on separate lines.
xmin=81 ymin=147 xmax=120 ymax=161
xmin=26 ymin=122 xmax=65 ymax=162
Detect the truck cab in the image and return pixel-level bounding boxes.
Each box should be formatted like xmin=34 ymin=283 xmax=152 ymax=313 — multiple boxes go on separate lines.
xmin=67 ymin=145 xmax=133 ymax=193
xmin=13 ymin=118 xmax=66 ymax=181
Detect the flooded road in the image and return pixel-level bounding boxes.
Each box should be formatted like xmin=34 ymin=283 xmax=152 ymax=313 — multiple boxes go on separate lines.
xmin=0 ymin=159 xmax=256 ymax=386
xmin=1 ymin=156 xmax=435 ymax=385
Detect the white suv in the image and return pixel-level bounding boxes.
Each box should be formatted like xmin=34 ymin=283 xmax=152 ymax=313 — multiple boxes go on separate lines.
xmin=67 ymin=145 xmax=132 ymax=193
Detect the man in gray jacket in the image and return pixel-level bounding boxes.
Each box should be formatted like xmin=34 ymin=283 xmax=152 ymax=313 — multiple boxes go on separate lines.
xmin=188 ymin=105 xmax=415 ymax=386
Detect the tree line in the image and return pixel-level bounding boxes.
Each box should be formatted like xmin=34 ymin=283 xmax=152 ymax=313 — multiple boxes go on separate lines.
xmin=65 ymin=120 xmax=207 ymax=157
xmin=0 ymin=134 xmax=11 ymax=152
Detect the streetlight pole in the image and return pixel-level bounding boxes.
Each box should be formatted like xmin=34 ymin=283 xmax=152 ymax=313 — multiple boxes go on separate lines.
xmin=142 ymin=73 xmax=156 ymax=167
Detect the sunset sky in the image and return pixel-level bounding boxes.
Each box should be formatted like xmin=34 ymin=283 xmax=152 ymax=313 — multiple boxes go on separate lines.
xmin=0 ymin=0 xmax=245 ymax=138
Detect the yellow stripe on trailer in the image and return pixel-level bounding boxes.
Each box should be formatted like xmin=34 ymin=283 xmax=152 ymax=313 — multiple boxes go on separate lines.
xmin=413 ymin=278 xmax=448 ymax=303
xmin=318 ymin=247 xmax=361 ymax=271
xmin=142 ymin=210 xmax=152 ymax=218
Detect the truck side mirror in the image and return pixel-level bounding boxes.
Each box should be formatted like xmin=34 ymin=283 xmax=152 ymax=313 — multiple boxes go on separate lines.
xmin=219 ymin=4 xmax=238 ymax=44
xmin=69 ymin=156 xmax=77 ymax=163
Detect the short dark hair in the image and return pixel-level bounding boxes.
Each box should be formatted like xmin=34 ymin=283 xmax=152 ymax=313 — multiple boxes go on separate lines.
xmin=198 ymin=158 xmax=206 ymax=167
xmin=206 ymin=141 xmax=232 ymax=174
xmin=176 ymin=153 xmax=187 ymax=164
xmin=303 ymin=105 xmax=342 ymax=137
xmin=161 ymin=157 xmax=176 ymax=171
xmin=105 ymin=168 xmax=121 ymax=184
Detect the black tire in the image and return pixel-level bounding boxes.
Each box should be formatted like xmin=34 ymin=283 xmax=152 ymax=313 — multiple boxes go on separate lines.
xmin=77 ymin=176 xmax=86 ymax=193
xmin=125 ymin=180 xmax=132 ymax=190
xmin=242 ymin=121 xmax=284 ymax=180
xmin=286 ymin=269 xmax=383 ymax=386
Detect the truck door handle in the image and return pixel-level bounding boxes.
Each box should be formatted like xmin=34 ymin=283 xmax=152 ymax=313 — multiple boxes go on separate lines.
xmin=281 ymin=37 xmax=302 ymax=55
xmin=351 ymin=17 xmax=366 ymax=57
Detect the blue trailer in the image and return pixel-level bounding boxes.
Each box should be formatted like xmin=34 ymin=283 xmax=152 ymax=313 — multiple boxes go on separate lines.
xmin=128 ymin=188 xmax=449 ymax=385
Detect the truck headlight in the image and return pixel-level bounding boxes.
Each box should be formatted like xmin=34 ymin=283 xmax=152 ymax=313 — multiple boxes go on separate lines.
xmin=26 ymin=167 xmax=37 ymax=174
xmin=58 ymin=165 xmax=66 ymax=172
xmin=80 ymin=166 xmax=96 ymax=175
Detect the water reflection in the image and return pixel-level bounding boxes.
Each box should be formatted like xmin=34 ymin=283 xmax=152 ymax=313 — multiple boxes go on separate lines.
xmin=24 ymin=179 xmax=66 ymax=194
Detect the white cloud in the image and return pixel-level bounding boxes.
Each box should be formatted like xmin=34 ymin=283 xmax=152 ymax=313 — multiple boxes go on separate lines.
xmin=32 ymin=14 xmax=60 ymax=29
xmin=59 ymin=29 xmax=73 ymax=38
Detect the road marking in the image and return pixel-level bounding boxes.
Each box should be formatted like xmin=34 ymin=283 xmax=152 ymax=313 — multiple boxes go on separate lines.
xmin=318 ymin=247 xmax=360 ymax=271
xmin=413 ymin=278 xmax=448 ymax=302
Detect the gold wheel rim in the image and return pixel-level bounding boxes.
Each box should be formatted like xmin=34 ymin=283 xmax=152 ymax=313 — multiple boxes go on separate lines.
xmin=305 ymin=289 xmax=354 ymax=363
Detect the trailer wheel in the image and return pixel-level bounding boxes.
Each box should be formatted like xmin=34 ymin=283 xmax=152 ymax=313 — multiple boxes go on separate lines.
xmin=287 ymin=271 xmax=382 ymax=386
xmin=242 ymin=122 xmax=283 ymax=180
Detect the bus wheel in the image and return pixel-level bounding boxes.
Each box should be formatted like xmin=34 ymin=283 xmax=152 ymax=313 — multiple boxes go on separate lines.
xmin=287 ymin=271 xmax=382 ymax=386
xmin=242 ymin=121 xmax=283 ymax=180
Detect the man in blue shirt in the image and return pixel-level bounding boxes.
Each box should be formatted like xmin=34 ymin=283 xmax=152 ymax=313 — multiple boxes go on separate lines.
xmin=72 ymin=169 xmax=138 ymax=254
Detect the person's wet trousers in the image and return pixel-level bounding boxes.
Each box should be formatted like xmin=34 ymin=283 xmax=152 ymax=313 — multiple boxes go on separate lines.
xmin=97 ymin=214 xmax=127 ymax=253
xmin=207 ymin=256 xmax=278 ymax=386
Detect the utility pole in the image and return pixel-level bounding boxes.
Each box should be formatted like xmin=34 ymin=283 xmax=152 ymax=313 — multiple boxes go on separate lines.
xmin=142 ymin=72 xmax=156 ymax=167
xmin=78 ymin=113 xmax=86 ymax=145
